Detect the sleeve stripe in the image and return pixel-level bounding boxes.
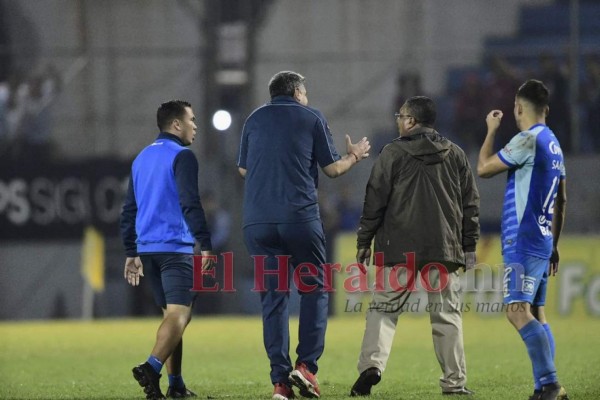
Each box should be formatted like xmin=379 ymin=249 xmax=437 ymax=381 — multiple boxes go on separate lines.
xmin=497 ymin=151 xmax=515 ymax=167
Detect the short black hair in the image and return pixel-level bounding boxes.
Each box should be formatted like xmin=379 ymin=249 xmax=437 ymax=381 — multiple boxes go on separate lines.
xmin=516 ymin=79 xmax=549 ymax=114
xmin=403 ymin=96 xmax=436 ymax=127
xmin=157 ymin=100 xmax=191 ymax=131
xmin=268 ymin=71 xmax=305 ymax=98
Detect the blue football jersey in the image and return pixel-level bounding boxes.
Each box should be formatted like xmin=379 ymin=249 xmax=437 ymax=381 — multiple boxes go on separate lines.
xmin=497 ymin=124 xmax=566 ymax=258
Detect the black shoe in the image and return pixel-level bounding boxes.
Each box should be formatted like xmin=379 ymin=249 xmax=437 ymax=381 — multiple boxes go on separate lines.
xmin=166 ymin=386 xmax=197 ymax=398
xmin=529 ymin=389 xmax=542 ymax=400
xmin=350 ymin=367 xmax=381 ymax=397
xmin=132 ymin=362 xmax=165 ymax=400
xmin=442 ymin=387 xmax=475 ymax=395
xmin=540 ymin=383 xmax=569 ymax=400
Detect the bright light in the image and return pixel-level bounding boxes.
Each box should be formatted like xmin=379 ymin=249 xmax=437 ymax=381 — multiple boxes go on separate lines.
xmin=212 ymin=110 xmax=232 ymax=131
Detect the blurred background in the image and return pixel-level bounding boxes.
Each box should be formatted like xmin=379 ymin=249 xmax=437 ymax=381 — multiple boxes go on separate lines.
xmin=0 ymin=0 xmax=598 ymax=321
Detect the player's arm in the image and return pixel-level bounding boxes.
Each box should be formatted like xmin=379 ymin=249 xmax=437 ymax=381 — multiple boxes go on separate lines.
xmin=322 ymin=135 xmax=370 ymax=178
xmin=477 ymin=110 xmax=511 ymax=178
xmin=237 ymin=119 xmax=249 ymax=179
xmin=460 ymin=151 xmax=480 ymax=270
xmin=120 ymin=175 xmax=138 ymax=257
xmin=550 ymin=178 xmax=567 ymax=275
xmin=120 ymin=175 xmax=144 ymax=285
xmin=174 ymin=150 xmax=215 ymax=270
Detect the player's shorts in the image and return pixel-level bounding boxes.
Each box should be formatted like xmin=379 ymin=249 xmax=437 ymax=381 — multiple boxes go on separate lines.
xmin=502 ymin=252 xmax=549 ymax=306
xmin=139 ymin=253 xmax=196 ymax=309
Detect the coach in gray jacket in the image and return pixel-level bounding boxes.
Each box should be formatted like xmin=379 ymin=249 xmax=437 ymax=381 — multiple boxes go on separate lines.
xmin=350 ymin=96 xmax=480 ymax=397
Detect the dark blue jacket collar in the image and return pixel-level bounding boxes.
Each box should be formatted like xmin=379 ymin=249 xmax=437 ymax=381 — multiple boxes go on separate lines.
xmin=157 ymin=132 xmax=186 ymax=146
xmin=270 ymin=95 xmax=298 ymax=104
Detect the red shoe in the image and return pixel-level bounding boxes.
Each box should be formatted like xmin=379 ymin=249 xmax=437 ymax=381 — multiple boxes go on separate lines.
xmin=289 ymin=362 xmax=320 ymax=398
xmin=272 ymin=383 xmax=295 ymax=400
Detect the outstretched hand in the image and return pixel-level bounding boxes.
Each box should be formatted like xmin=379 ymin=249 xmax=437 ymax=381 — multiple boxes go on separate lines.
xmin=550 ymin=246 xmax=560 ymax=276
xmin=201 ymin=250 xmax=216 ymax=272
xmin=124 ymin=256 xmax=144 ymax=286
xmin=346 ymin=135 xmax=371 ymax=162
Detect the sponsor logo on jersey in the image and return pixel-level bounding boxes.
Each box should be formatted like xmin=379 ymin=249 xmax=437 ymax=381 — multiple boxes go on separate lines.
xmin=522 ymin=277 xmax=536 ymax=295
xmin=548 ymin=141 xmax=562 ymax=155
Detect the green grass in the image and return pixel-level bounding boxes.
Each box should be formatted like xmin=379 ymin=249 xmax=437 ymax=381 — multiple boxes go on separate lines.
xmin=0 ymin=315 xmax=599 ymax=399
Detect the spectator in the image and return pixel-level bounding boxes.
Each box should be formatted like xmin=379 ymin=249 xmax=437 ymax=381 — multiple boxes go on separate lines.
xmin=393 ymin=72 xmax=426 ymax=114
xmin=483 ymin=55 xmax=521 ymax=149
xmin=5 ymin=73 xmax=27 ymax=144
xmin=453 ymin=72 xmax=487 ymax=152
xmin=335 ymin=187 xmax=362 ymax=232
xmin=582 ymin=56 xmax=600 ymax=152
xmin=2 ymin=65 xmax=61 ymax=162
xmin=202 ymin=190 xmax=232 ymax=253
xmin=538 ymin=53 xmax=571 ymax=153
xmin=318 ymin=190 xmax=341 ymax=263
xmin=0 ymin=80 xmax=9 ymax=144
xmin=195 ymin=190 xmax=232 ymax=314
xmin=18 ymin=65 xmax=61 ymax=161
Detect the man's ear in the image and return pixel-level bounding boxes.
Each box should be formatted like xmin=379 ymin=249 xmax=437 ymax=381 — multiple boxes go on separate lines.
xmin=172 ymin=118 xmax=181 ymax=131
xmin=408 ymin=117 xmax=417 ymax=129
xmin=517 ymin=103 xmax=523 ymax=116
xmin=544 ymin=105 xmax=550 ymax=117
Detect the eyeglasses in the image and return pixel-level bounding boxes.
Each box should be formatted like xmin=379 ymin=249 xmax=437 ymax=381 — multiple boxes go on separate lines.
xmin=395 ymin=113 xmax=414 ymax=121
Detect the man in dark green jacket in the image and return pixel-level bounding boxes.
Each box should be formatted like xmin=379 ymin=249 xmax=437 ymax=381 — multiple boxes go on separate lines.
xmin=350 ymin=96 xmax=480 ymax=397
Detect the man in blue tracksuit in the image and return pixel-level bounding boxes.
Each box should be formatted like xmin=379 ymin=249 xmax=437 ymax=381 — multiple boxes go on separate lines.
xmin=121 ymin=100 xmax=214 ymax=400
xmin=237 ymin=71 xmax=371 ymax=400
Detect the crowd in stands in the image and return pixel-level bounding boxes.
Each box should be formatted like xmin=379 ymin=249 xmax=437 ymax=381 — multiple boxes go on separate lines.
xmin=452 ymin=53 xmax=600 ymax=154
xmin=0 ymin=64 xmax=60 ymax=162
xmin=1 ymin=54 xmax=598 ymax=166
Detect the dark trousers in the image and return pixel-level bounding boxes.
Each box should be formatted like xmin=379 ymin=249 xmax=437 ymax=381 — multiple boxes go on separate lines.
xmin=243 ymin=220 xmax=329 ymax=384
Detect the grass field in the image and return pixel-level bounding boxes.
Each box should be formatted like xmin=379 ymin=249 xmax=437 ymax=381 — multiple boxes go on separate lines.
xmin=0 ymin=315 xmax=598 ymax=399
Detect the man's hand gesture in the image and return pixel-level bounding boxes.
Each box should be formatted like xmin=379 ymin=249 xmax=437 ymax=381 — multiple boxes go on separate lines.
xmin=356 ymin=247 xmax=372 ymax=274
xmin=346 ymin=135 xmax=371 ymax=162
xmin=550 ymin=246 xmax=560 ymax=276
xmin=124 ymin=256 xmax=144 ymax=286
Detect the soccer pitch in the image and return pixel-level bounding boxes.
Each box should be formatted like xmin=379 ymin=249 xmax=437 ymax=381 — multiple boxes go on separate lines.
xmin=1 ymin=315 xmax=598 ymax=399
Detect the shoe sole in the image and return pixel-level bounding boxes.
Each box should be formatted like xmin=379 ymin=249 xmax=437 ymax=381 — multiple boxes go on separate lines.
xmin=132 ymin=366 xmax=164 ymax=399
xmin=558 ymin=387 xmax=569 ymax=400
xmin=539 ymin=386 xmax=569 ymax=400
xmin=272 ymin=394 xmax=290 ymax=400
xmin=289 ymin=370 xmax=320 ymax=398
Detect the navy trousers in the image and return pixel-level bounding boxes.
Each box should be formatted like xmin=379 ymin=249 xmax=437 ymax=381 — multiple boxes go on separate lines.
xmin=243 ymin=220 xmax=329 ymax=385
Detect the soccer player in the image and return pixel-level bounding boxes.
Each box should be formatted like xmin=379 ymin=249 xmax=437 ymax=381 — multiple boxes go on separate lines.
xmin=477 ymin=80 xmax=568 ymax=400
xmin=237 ymin=71 xmax=370 ymax=400
xmin=121 ymin=100 xmax=215 ymax=399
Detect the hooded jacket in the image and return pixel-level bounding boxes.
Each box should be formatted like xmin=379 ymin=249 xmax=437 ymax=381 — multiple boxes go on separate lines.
xmin=357 ymin=127 xmax=480 ymax=267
